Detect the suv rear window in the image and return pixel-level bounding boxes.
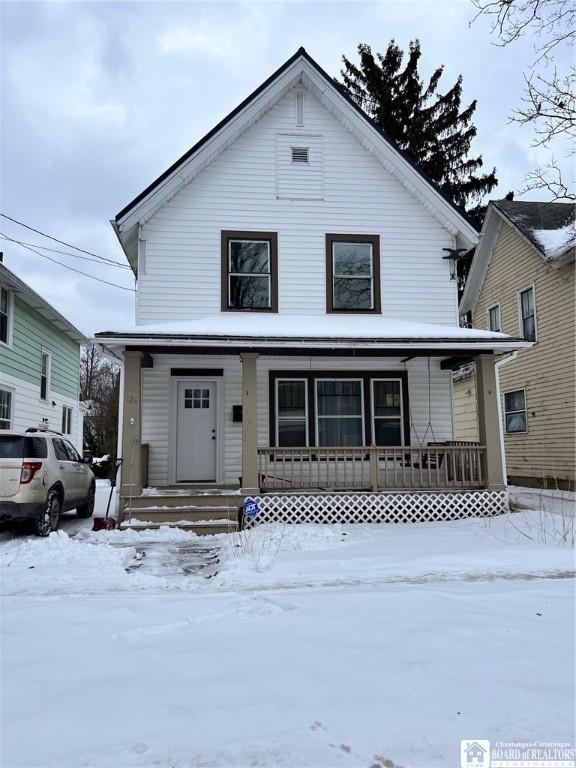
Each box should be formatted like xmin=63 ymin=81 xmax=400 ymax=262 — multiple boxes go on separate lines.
xmin=0 ymin=436 xmax=48 ymax=459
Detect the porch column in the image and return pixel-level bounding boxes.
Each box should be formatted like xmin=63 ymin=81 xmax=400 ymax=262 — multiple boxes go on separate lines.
xmin=240 ymin=352 xmax=259 ymax=494
xmin=476 ymin=353 xmax=506 ymax=489
xmin=120 ymin=350 xmax=143 ymax=502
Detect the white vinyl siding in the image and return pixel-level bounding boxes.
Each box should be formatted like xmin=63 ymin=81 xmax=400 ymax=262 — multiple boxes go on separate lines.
xmin=0 ymin=370 xmax=83 ymax=450
xmin=141 ymin=355 xmax=454 ymax=486
xmin=138 ymin=86 xmax=458 ymax=325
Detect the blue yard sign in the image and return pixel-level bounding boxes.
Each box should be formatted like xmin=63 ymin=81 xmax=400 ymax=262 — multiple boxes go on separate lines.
xmin=243 ymin=496 xmax=259 ymax=518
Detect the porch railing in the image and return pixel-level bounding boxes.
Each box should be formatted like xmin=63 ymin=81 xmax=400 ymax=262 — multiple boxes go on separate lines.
xmin=257 ymin=443 xmax=486 ymax=491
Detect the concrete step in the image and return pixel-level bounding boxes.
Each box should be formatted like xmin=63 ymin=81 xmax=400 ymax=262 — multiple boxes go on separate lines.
xmin=119 ymin=518 xmax=238 ymax=536
xmin=128 ymin=493 xmax=243 ymax=510
xmin=123 ymin=506 xmax=238 ymax=524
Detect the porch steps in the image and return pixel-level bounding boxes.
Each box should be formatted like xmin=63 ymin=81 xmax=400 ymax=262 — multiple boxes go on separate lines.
xmin=127 ymin=493 xmax=243 ymax=510
xmin=120 ymin=517 xmax=238 ymax=536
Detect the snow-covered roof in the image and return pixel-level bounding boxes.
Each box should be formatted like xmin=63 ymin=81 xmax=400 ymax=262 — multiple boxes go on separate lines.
xmin=94 ymin=314 xmax=528 ymax=354
xmin=494 ymin=200 xmax=575 ymax=264
xmin=461 ymin=200 xmax=576 ymax=314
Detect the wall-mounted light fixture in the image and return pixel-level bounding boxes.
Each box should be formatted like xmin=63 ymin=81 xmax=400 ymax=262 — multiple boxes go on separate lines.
xmin=442 ymin=247 xmax=467 ymax=280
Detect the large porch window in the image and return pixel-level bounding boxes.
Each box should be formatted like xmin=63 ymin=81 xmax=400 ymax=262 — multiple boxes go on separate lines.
xmin=270 ymin=372 xmax=407 ymax=448
xmin=316 ymin=379 xmax=364 ymax=446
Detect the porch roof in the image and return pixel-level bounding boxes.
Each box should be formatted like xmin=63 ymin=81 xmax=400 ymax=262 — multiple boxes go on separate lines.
xmin=94 ymin=314 xmax=529 ymax=354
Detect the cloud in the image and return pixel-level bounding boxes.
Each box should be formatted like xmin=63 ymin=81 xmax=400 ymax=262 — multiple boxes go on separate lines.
xmin=158 ymin=25 xmax=232 ymax=56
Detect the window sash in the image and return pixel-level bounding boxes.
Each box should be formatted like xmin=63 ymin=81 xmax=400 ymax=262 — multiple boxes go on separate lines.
xmin=40 ymin=352 xmax=50 ymax=400
xmin=276 ymin=379 xmax=308 ymax=447
xmin=488 ymin=305 xmax=501 ymax=332
xmin=520 ymin=288 xmax=536 ymax=340
xmin=228 ymin=239 xmax=272 ymax=309
xmin=61 ymin=406 xmax=72 ymax=435
xmin=0 ymin=287 xmax=9 ymax=344
xmin=504 ymin=390 xmax=527 ymax=433
xmin=332 ymin=242 xmax=374 ymax=310
xmin=315 ymin=379 xmax=365 ymax=447
xmin=0 ymin=388 xmax=12 ymax=429
xmin=371 ymin=379 xmax=404 ymax=446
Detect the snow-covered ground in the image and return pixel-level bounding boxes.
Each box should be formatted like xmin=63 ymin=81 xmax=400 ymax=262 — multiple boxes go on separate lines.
xmin=1 ymin=484 xmax=574 ymax=768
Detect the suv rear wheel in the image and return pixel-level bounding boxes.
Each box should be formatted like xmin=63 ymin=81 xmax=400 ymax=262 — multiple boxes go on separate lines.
xmin=76 ymin=482 xmax=95 ymax=519
xmin=35 ymin=488 xmax=61 ymax=537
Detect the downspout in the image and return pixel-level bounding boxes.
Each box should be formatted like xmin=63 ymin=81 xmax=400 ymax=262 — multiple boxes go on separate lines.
xmin=494 ymin=351 xmax=518 ymax=484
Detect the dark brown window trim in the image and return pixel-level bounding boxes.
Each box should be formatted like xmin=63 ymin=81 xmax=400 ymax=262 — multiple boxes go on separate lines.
xmin=221 ymin=230 xmax=278 ymax=312
xmin=268 ymin=370 xmax=409 ymax=447
xmin=325 ymin=233 xmax=381 ymax=314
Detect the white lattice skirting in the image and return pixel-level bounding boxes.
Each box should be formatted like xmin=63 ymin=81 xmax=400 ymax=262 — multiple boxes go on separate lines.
xmin=247 ymin=490 xmax=508 ymax=526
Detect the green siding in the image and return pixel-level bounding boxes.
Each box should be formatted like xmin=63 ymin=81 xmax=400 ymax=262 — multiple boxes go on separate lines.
xmin=0 ymin=296 xmax=80 ymax=398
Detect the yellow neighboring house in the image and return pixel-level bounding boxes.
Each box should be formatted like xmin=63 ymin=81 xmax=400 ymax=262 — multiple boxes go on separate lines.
xmin=458 ymin=199 xmax=576 ymax=490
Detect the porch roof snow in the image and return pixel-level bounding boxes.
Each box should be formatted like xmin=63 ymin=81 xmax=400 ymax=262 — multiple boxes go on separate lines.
xmin=94 ymin=314 xmax=528 ymax=352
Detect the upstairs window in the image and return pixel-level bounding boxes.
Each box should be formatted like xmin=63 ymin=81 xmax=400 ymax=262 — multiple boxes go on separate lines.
xmin=488 ymin=304 xmax=501 ymax=333
xmin=0 ymin=286 xmax=11 ymax=345
xmin=326 ymin=234 xmax=381 ymax=313
xmin=40 ymin=350 xmax=51 ymax=401
xmin=221 ymin=231 xmax=278 ymax=312
xmin=519 ymin=286 xmax=536 ymax=341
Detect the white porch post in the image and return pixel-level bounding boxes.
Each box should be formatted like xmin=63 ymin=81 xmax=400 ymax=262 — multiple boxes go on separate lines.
xmin=240 ymin=352 xmax=259 ymax=494
xmin=476 ymin=353 xmax=506 ymax=489
xmin=120 ymin=350 xmax=143 ymax=504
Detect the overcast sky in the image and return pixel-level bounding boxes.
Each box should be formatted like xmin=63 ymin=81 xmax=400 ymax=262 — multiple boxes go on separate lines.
xmin=1 ymin=0 xmax=572 ymax=337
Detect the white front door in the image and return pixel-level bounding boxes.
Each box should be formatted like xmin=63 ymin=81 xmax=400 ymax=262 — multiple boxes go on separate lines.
xmin=176 ymin=381 xmax=217 ymax=483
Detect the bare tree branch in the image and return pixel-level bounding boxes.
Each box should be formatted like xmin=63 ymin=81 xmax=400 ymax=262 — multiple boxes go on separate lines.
xmin=520 ymin=159 xmax=576 ymax=200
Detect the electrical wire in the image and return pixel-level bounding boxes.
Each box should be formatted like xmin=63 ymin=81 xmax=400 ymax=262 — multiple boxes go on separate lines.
xmin=0 ymin=236 xmax=131 ymax=270
xmin=0 ymin=212 xmax=128 ymax=268
xmin=0 ymin=232 xmax=135 ymax=292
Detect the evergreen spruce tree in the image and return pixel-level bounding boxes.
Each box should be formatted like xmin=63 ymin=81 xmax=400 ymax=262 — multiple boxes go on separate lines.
xmin=339 ymin=41 xmax=497 ymax=226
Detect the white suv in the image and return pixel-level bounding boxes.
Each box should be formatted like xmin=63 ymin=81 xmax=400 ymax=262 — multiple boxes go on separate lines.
xmin=0 ymin=429 xmax=95 ymax=536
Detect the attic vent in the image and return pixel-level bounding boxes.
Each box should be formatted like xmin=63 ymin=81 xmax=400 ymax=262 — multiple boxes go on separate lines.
xmin=291 ymin=146 xmax=309 ymax=164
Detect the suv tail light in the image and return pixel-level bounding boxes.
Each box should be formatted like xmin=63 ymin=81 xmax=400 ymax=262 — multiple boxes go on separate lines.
xmin=20 ymin=462 xmax=43 ymax=484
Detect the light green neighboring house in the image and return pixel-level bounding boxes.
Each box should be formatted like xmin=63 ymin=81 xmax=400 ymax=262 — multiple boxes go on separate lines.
xmin=0 ymin=260 xmax=87 ymax=449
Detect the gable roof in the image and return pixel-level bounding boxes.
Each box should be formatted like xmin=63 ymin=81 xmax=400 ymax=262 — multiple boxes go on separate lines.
xmin=113 ymin=47 xmax=479 ymax=272
xmin=460 ymin=199 xmax=576 ymax=314
xmin=0 ymin=261 xmax=87 ymax=345
xmin=494 ymin=199 xmax=575 ymax=261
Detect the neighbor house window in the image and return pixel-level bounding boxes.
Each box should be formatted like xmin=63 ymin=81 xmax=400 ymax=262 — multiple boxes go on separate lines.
xmin=316 ymin=379 xmax=364 ymax=447
xmin=326 ymin=234 xmax=381 ymax=313
xmin=0 ymin=388 xmax=12 ymax=429
xmin=504 ymin=389 xmax=527 ymax=433
xmin=0 ymin=286 xmax=11 ymax=345
xmin=276 ymin=379 xmax=308 ymax=447
xmin=488 ymin=304 xmax=501 ymax=333
xmin=40 ymin=351 xmax=50 ymax=401
xmin=221 ymin=231 xmax=278 ymax=311
xmin=519 ymin=287 xmax=536 ymax=341
xmin=61 ymin=406 xmax=72 ymax=435
xmin=372 ymin=379 xmax=403 ymax=446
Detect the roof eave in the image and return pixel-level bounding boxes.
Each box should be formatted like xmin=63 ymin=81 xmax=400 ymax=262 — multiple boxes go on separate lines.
xmin=0 ymin=263 xmax=88 ymax=345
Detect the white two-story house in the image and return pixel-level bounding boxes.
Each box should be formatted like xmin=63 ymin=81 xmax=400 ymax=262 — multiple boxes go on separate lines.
xmin=95 ymin=48 xmax=527 ymax=529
